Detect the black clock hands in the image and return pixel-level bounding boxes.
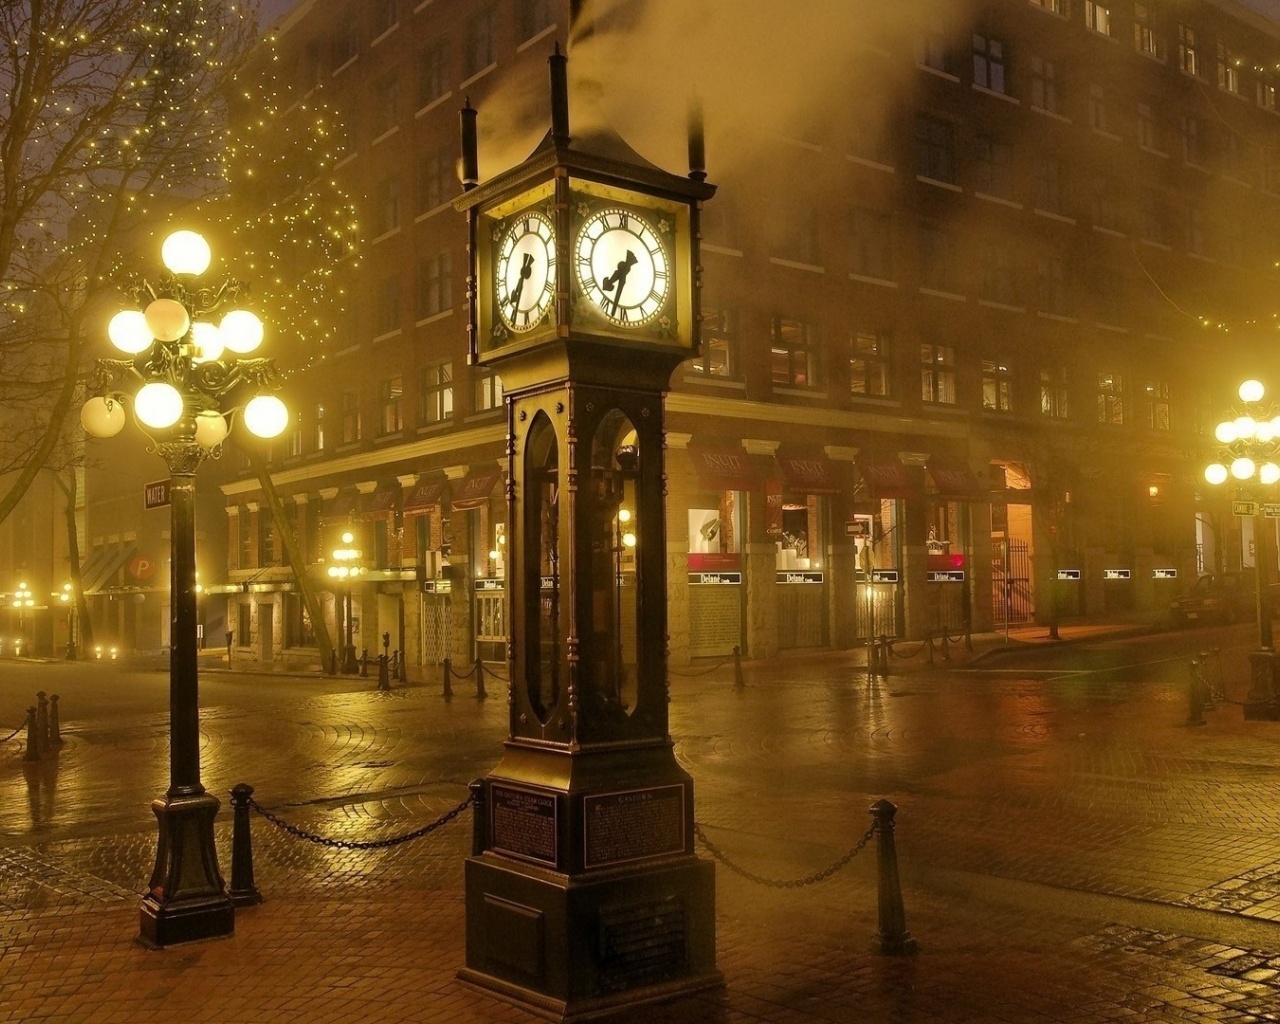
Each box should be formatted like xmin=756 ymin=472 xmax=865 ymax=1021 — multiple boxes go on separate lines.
xmin=601 ymin=249 xmax=637 ymax=316
xmin=507 ymin=252 xmax=535 ymax=312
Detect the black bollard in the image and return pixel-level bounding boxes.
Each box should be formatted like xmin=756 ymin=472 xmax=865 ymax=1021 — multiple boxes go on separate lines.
xmin=469 ymin=778 xmax=488 ymax=856
xmin=360 ymin=648 xmax=369 ymax=678
xmin=869 ymin=799 xmax=918 ymax=955
xmin=475 ymin=657 xmax=487 ymax=699
xmin=35 ymin=692 xmax=49 ymax=751
xmin=228 ymin=783 xmax=263 ymax=907
xmin=1188 ymin=659 xmax=1207 ymax=726
xmin=939 ymin=632 xmax=951 ymax=662
xmin=925 ymin=635 xmax=935 ymax=667
xmin=442 ymin=656 xmax=453 ymax=700
xmin=23 ymin=706 xmax=40 ymax=762
xmin=397 ymin=649 xmax=407 ymax=683
xmin=733 ymin=645 xmax=745 ymax=692
xmin=48 ymin=694 xmax=62 ymax=746
xmin=377 ymin=653 xmax=391 ymax=691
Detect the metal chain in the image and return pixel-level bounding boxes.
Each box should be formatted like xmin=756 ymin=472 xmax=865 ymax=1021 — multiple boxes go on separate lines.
xmin=0 ymin=722 xmax=23 ymax=743
xmin=248 ymin=794 xmax=473 ymax=850
xmin=445 ymin=661 xmax=479 ymax=680
xmin=890 ymin=640 xmax=928 ymax=660
xmin=485 ymin=665 xmax=510 ymax=682
xmin=693 ymin=821 xmax=876 ymax=889
xmin=669 ymin=653 xmax=735 ymax=678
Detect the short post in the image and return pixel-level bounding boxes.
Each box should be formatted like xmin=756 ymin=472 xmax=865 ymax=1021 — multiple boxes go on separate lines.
xmin=228 ymin=783 xmax=263 ymax=907
xmin=1187 ymin=658 xmax=1207 ymax=726
xmin=877 ymin=634 xmax=890 ymax=680
xmin=469 ymin=778 xmax=488 ymax=856
xmin=377 ymin=653 xmax=391 ymax=691
xmin=442 ymin=656 xmax=453 ymax=700
xmin=35 ymin=692 xmax=49 ymax=750
xmin=925 ymin=634 xmax=935 ymax=667
xmin=382 ymin=631 xmax=391 ymax=659
xmin=48 ymin=694 xmax=62 ymax=746
xmin=23 ymin=706 xmax=41 ymax=762
xmin=360 ymin=648 xmax=369 ymax=678
xmin=733 ymin=645 xmax=745 ymax=692
xmin=939 ymin=631 xmax=951 ymax=662
xmin=475 ymin=657 xmax=487 ymax=699
xmin=869 ymin=799 xmax=917 ymax=955
xmin=225 ymin=629 xmax=234 ymax=665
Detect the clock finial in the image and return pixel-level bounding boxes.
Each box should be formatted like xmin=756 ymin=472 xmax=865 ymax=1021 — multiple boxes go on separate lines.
xmin=550 ymin=45 xmax=570 ymax=147
xmin=688 ymin=93 xmax=707 ymax=182
xmin=460 ymin=99 xmax=479 ymax=191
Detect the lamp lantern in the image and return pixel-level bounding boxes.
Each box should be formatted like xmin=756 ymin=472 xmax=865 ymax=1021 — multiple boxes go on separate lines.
xmin=243 ymin=394 xmax=289 ymax=438
xmin=80 ymin=396 xmax=126 ymax=438
xmin=108 ymin=309 xmax=153 ymax=354
xmin=1241 ymin=379 xmax=1266 ymax=404
xmin=133 ymin=382 xmax=184 ymax=430
xmin=144 ymin=298 xmax=190 ymax=342
xmin=219 ymin=309 xmax=264 ymax=353
xmin=161 ymin=230 xmax=212 ymax=276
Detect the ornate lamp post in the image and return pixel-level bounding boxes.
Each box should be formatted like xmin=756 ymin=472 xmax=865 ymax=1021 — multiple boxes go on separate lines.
xmin=80 ymin=229 xmax=288 ymax=947
xmin=58 ymin=582 xmax=76 ymax=659
xmin=14 ymin=582 xmax=33 ymax=654
xmin=1204 ymin=378 xmax=1280 ymax=718
xmin=328 ymin=531 xmax=363 ymax=674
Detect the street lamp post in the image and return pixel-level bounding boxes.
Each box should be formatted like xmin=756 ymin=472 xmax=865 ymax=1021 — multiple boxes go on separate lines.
xmin=79 ymin=229 xmax=289 ymax=947
xmin=1203 ymin=378 xmax=1280 ymax=719
xmin=59 ymin=583 xmax=76 ymax=659
xmin=14 ymin=582 xmax=33 ymax=655
xmin=328 ymin=531 xmax=363 ymax=674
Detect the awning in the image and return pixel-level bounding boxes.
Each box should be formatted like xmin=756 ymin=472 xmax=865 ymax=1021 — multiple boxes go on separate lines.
xmin=775 ymin=450 xmax=843 ymax=495
xmin=928 ymin=458 xmax=985 ymax=499
xmin=321 ymin=491 xmax=359 ymax=523
xmin=76 ymin=546 xmax=114 ymax=593
xmin=451 ymin=466 xmax=502 ymax=510
xmin=358 ymin=488 xmax=399 ymax=519
xmin=403 ymin=480 xmax=446 ymax=514
xmin=83 ymin=543 xmax=138 ymax=594
xmin=856 ymin=458 xmax=919 ymax=499
xmin=688 ymin=443 xmax=764 ymax=492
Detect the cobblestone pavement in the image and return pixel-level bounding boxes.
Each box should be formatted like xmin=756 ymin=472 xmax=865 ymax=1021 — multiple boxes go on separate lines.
xmin=6 ymin=623 xmax=1280 ymax=1022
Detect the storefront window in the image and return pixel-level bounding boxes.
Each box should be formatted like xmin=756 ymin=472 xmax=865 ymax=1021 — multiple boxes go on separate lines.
xmin=850 ymin=500 xmax=899 ymax=576
xmin=774 ymin=495 xmax=824 ymax=570
xmin=688 ymin=492 xmax=741 ymax=572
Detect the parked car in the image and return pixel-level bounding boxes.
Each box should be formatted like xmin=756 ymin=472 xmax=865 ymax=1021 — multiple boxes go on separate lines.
xmin=1168 ymin=571 xmax=1277 ymax=626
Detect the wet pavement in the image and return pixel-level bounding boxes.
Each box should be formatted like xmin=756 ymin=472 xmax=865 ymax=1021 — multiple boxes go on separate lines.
xmin=5 ymin=622 xmax=1280 ymax=1022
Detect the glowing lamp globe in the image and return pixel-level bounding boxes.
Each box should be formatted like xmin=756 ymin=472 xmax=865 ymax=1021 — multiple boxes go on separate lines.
xmin=243 ymin=394 xmax=288 ymax=437
xmin=161 ymin=230 xmax=212 ymax=276
xmin=190 ymin=321 xmax=225 ymax=363
xmin=1235 ymin=415 xmax=1258 ymax=439
xmin=1215 ymin=421 xmax=1238 ymax=444
xmin=107 ymin=309 xmax=152 ymax=354
xmin=1263 ymin=462 xmax=1280 ymax=486
xmin=194 ymin=410 xmax=229 ymax=448
xmin=134 ymin=381 xmax=184 ymax=429
xmin=1240 ymin=379 xmax=1266 ymax=404
xmin=80 ymin=396 xmax=125 ymax=438
xmin=1259 ymin=422 xmax=1277 ymax=443
xmin=1231 ymin=456 xmax=1257 ymax=480
xmin=220 ymin=309 xmax=264 ymax=353
xmin=144 ymin=298 xmax=190 ymax=342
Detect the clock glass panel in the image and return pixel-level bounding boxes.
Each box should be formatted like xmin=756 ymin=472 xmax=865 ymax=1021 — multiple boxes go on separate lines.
xmin=575 ymin=207 xmax=670 ymax=327
xmin=496 ymin=211 xmax=556 ymax=333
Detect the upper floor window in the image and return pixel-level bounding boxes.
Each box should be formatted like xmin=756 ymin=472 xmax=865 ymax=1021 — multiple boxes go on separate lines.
xmin=1178 ymin=24 xmax=1199 ymax=76
xmin=372 ymin=72 xmax=399 ymax=136
xmin=915 ymin=114 xmax=955 ymax=183
xmin=851 ymin=329 xmax=891 ymax=398
xmin=258 ymin=510 xmax=276 ymax=566
xmin=341 ymin=391 xmax=361 ymax=444
xmin=850 ymin=207 xmax=892 ymax=279
xmin=417 ymin=143 xmax=455 ymax=214
xmin=1088 ymin=83 xmax=1112 ymax=133
xmin=464 ymin=6 xmax=496 ymax=78
xmin=770 ymin=318 xmax=818 ymax=388
xmin=1085 ymin=2 xmax=1111 ymax=36
xmin=919 ymin=221 xmax=958 ymax=291
xmin=373 ymin=0 xmax=398 ymax=36
xmin=285 ymin=419 xmax=303 ymax=459
xmin=1140 ymin=189 xmax=1167 ymax=245
xmin=975 ymin=135 xmax=1013 ymax=198
xmin=419 ymin=362 xmax=454 ymax=425
xmin=1034 ymin=155 xmax=1064 ymax=214
xmin=1181 ymin=114 xmax=1203 ymax=164
xmin=377 ymin=376 xmax=404 ymax=436
xmin=374 ymin=176 xmax=400 ymax=236
xmin=980 ymin=242 xmax=1016 ymax=304
xmin=1097 ymin=372 xmax=1125 ymax=425
xmin=1134 ymin=4 xmax=1163 ymax=60
xmin=1137 ymin=102 xmax=1159 ymax=150
xmin=520 ymin=0 xmax=554 ymax=40
xmin=1037 ymin=255 xmax=1068 ymax=315
xmin=1040 ymin=367 xmax=1069 ymax=419
xmin=332 ymin=11 xmax=359 ymax=67
xmin=1186 ymin=204 xmax=1208 ymax=257
xmin=238 ymin=511 xmax=253 ymax=569
xmin=1143 ymin=380 xmax=1171 ymax=431
xmin=416 ymin=250 xmax=452 ymax=319
xmin=375 ymin=272 xmax=401 ymax=335
xmin=474 ymin=366 xmax=503 ymax=412
xmin=1218 ymin=43 xmax=1242 ymax=95
xmin=312 ymin=403 xmax=326 ymax=452
xmin=418 ymin=40 xmax=450 ymax=107
xmin=1030 ymin=55 xmax=1061 ymax=114
xmin=1259 ymin=76 xmax=1278 ymax=111
xmin=920 ymin=344 xmax=956 ymax=405
xmin=982 ymin=360 xmax=1013 ymax=413
xmin=773 ymin=201 xmax=821 ymax=265
xmin=1029 ymin=0 xmax=1066 ymax=14
xmin=917 ymin=21 xmax=954 ymax=74
xmin=1092 ymin=176 xmax=1120 ymax=232
xmin=973 ymin=34 xmax=1007 ymax=94
xmin=691 ymin=308 xmax=740 ymax=378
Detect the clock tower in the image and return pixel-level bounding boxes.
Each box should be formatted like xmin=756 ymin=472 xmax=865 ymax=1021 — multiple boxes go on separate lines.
xmin=453 ymin=50 xmax=720 ymax=1020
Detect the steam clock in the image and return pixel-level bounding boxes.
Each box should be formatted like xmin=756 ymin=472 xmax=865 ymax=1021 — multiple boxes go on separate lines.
xmin=453 ymin=51 xmax=720 ymax=1019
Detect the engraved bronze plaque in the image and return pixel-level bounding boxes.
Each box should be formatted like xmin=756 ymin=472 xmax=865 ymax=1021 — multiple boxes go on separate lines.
xmin=490 ymin=785 xmax=558 ymax=866
xmin=583 ymin=785 xmax=685 ymax=869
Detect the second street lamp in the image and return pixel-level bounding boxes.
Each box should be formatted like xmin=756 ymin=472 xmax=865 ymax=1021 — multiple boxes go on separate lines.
xmin=329 ymin=531 xmax=363 ymax=674
xmin=1204 ymin=378 xmax=1280 ymax=719
xmin=80 ymin=228 xmax=289 ymax=946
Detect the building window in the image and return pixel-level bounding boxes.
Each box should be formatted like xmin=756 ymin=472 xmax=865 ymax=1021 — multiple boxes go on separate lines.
xmin=850 ymin=207 xmax=892 ymax=279
xmin=474 ymin=366 xmax=503 ymax=411
xmin=332 ymin=10 xmax=358 ymax=66
xmin=520 ymin=0 xmax=554 ymax=40
xmin=1140 ymin=189 xmax=1166 ymax=244
xmin=464 ymin=6 xmax=496 ymax=78
xmin=691 ymin=308 xmax=740 ymax=378
xmin=1186 ymin=204 xmax=1207 ymax=257
xmin=972 ymin=34 xmax=1007 ymax=94
xmin=1178 ymin=24 xmax=1199 ymax=76
xmin=1143 ymin=380 xmax=1170 ymax=431
xmin=915 ymin=114 xmax=955 ymax=184
xmin=374 ymin=175 xmax=400 ymax=236
xmin=258 ymin=509 xmax=276 ymax=566
xmin=1221 ymin=131 xmax=1245 ymax=182
xmin=419 ymin=362 xmax=454 ymax=424
xmin=974 ymin=135 xmax=1013 ymax=198
xmin=851 ymin=329 xmax=891 ymax=397
xmin=286 ymin=419 xmax=303 ymax=458
xmin=770 ymin=318 xmax=818 ymax=388
xmin=1085 ymin=1 xmax=1111 ymax=36
xmin=1037 ymin=255 xmax=1068 ymax=315
xmin=418 ymin=143 xmax=455 ymax=215
xmin=980 ymin=242 xmax=1016 ymax=304
xmin=1221 ymin=215 xmax=1244 ymax=265
xmin=1097 ymin=372 xmax=1125 ymax=425
xmin=341 ymin=390 xmax=360 ymax=444
xmin=373 ymin=0 xmax=398 ymax=35
xmin=919 ymin=221 xmax=957 ymax=292
xmin=372 ymin=72 xmax=399 ymax=136
xmin=238 ymin=511 xmax=253 ymax=569
xmin=774 ymin=201 xmax=820 ymax=264
xmin=1091 ymin=176 xmax=1119 ymax=232
xmin=1181 ymin=114 xmax=1203 ymax=164
xmin=1030 ymin=55 xmax=1061 ymax=114
xmin=418 ymin=40 xmax=450 ymax=107
xmin=1040 ymin=367 xmax=1069 ymax=418
xmin=920 ymin=344 xmax=956 ymax=405
xmin=375 ymin=273 xmax=400 ymax=334
xmin=1137 ymin=102 xmax=1159 ymax=150
xmin=416 ymin=250 xmax=452 ymax=319
xmin=1029 ymin=0 xmax=1066 ymax=14
xmin=1034 ymin=155 xmax=1064 ymax=213
xmin=378 ymin=376 xmax=403 ymax=436
xmin=982 ymin=360 xmax=1013 ymax=413
xmin=312 ymin=403 xmax=326 ymax=452
xmin=283 ymin=593 xmax=316 ymax=649
xmin=1134 ymin=4 xmax=1163 ymax=59
xmin=237 ymin=603 xmax=251 ymax=645
xmin=1088 ymin=83 xmax=1111 ymax=133
xmin=1218 ymin=43 xmax=1241 ymax=95
xmin=1259 ymin=75 xmax=1277 ymax=111
xmin=917 ymin=21 xmax=953 ymax=74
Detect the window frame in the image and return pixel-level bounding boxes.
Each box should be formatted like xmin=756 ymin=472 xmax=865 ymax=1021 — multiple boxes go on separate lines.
xmin=920 ymin=343 xmax=957 ymax=405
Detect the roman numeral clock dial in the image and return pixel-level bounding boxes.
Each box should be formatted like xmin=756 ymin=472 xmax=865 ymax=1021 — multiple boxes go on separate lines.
xmin=495 ymin=211 xmax=556 ymax=333
xmin=574 ymin=207 xmax=671 ymax=328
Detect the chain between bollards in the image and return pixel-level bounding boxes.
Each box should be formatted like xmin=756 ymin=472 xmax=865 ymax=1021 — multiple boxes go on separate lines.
xmin=693 ymin=820 xmax=875 ymax=889
xmin=247 ymin=792 xmax=473 ymax=850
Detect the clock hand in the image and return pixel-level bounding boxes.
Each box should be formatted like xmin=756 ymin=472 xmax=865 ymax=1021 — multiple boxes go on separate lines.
xmin=601 ymin=249 xmax=637 ymax=316
xmin=507 ymin=253 xmax=534 ymax=310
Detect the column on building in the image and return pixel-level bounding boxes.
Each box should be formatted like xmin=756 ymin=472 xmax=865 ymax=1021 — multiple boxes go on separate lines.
xmin=448 ymin=463 xmax=504 ymax=664
xmin=401 ymin=477 xmax=449 ymax=671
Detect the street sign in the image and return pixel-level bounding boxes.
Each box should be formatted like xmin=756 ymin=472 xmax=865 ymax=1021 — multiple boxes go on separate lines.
xmin=1265 ymin=503 xmax=1280 ymax=519
xmin=1152 ymin=568 xmax=1178 ymax=579
xmin=688 ymin=572 xmax=742 ymax=585
xmin=871 ymin=569 xmax=900 ymax=583
xmin=927 ymin=570 xmax=965 ymax=582
xmin=775 ymin=571 xmax=824 ymax=584
xmin=1103 ymin=569 xmax=1131 ymax=580
xmin=1233 ymin=500 xmax=1258 ymax=517
xmin=144 ymin=479 xmax=171 ymax=510
xmin=1056 ymin=569 xmax=1081 ymax=580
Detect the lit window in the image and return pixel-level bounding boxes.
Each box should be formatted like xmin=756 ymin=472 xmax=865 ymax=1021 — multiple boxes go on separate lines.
xmin=690 ymin=308 xmax=739 ymax=378
xmin=377 ymin=377 xmax=403 ymax=436
xmin=474 ymin=366 xmax=503 ymax=412
xmin=770 ymin=318 xmax=818 ymax=388
xmin=851 ymin=330 xmax=891 ymax=398
xmin=1134 ymin=4 xmax=1164 ymax=59
xmin=920 ymin=344 xmax=956 ymax=405
xmin=419 ymin=362 xmax=453 ymax=424
xmin=1218 ymin=42 xmax=1241 ymax=95
xmin=1178 ymin=24 xmax=1199 ymax=77
xmin=982 ymin=360 xmax=1013 ymax=412
xmin=1143 ymin=380 xmax=1170 ymax=431
xmin=1085 ymin=1 xmax=1111 ymax=36
xmin=1097 ymin=372 xmax=1125 ymax=425
xmin=1040 ymin=368 xmax=1069 ymax=419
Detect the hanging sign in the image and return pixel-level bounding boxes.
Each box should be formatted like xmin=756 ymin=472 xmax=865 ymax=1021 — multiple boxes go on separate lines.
xmin=1234 ymin=500 xmax=1258 ymax=516
xmin=1103 ymin=569 xmax=1131 ymax=580
xmin=1152 ymin=568 xmax=1178 ymax=579
xmin=927 ymin=570 xmax=965 ymax=582
xmin=871 ymin=569 xmax=900 ymax=583
xmin=1056 ymin=569 xmax=1081 ymax=580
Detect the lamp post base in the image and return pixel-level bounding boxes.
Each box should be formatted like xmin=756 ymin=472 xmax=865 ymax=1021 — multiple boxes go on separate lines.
xmin=342 ymin=644 xmax=359 ymax=674
xmin=1244 ymin=650 xmax=1280 ymax=721
xmin=138 ymin=791 xmax=234 ymax=948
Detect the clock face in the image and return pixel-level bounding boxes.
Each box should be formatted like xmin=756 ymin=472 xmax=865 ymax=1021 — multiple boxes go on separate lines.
xmin=575 ymin=207 xmax=670 ymax=327
xmin=496 ymin=211 xmax=556 ymax=333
